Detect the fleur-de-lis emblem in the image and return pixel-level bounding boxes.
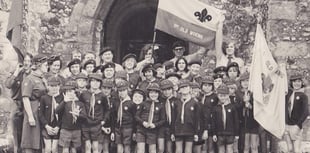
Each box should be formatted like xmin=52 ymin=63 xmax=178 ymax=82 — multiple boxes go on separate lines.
xmin=194 ymin=8 xmax=212 ymax=22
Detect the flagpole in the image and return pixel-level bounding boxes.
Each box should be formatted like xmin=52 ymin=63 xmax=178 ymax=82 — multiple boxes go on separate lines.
xmin=151 ymin=29 xmax=157 ymax=54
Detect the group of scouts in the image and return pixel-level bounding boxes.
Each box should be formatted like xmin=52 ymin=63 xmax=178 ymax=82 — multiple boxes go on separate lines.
xmin=5 ymin=41 xmax=309 ymax=153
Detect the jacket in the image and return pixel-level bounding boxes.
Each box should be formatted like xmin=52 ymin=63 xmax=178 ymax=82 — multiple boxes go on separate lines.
xmin=39 ymin=94 xmax=63 ymax=127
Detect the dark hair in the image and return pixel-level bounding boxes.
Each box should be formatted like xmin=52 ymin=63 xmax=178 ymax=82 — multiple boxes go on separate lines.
xmin=201 ymin=82 xmax=214 ymax=91
xmin=222 ymin=42 xmax=238 ymax=56
xmin=69 ymin=64 xmax=81 ymax=74
xmin=227 ymin=66 xmax=240 ymax=78
xmin=48 ymin=58 xmax=63 ymax=72
xmin=139 ymin=44 xmax=158 ymax=62
xmin=175 ymin=57 xmax=189 ymax=72
xmin=290 ymin=79 xmax=305 ymax=89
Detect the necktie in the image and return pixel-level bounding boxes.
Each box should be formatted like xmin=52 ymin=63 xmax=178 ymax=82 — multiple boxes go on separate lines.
xmin=222 ymin=104 xmax=226 ymax=130
xmin=148 ymin=101 xmax=155 ymax=124
xmin=181 ymin=98 xmax=188 ymax=124
xmin=227 ymin=55 xmax=233 ymax=65
xmin=166 ymin=98 xmax=172 ymax=125
xmin=288 ymin=91 xmax=295 ymax=117
xmin=89 ymin=93 xmax=96 ymax=119
xmin=117 ymin=99 xmax=124 ymax=126
xmin=51 ymin=96 xmax=56 ymax=122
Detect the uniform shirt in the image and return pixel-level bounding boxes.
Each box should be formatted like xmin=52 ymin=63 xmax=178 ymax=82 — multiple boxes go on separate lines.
xmin=216 ymin=55 xmax=245 ymax=73
xmin=285 ymin=89 xmax=309 ymax=129
xmin=199 ymin=92 xmax=218 ymax=133
xmin=44 ymin=72 xmax=66 ymax=85
xmin=127 ymin=71 xmax=141 ymax=90
xmin=39 ymin=94 xmax=63 ymax=127
xmin=212 ymin=103 xmax=239 ymax=136
xmin=22 ymin=71 xmax=47 ymax=101
xmin=236 ymin=90 xmax=259 ymax=131
xmin=135 ymin=100 xmax=166 ymax=131
xmin=5 ymin=68 xmax=31 ymax=100
xmin=79 ymin=91 xmax=110 ymax=126
xmin=111 ymin=96 xmax=136 ymax=130
xmin=55 ymin=100 xmax=87 ymax=130
xmin=172 ymin=97 xmax=199 ymax=136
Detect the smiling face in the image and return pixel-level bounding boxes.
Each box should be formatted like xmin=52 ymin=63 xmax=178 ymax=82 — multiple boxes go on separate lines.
xmin=227 ymin=67 xmax=238 ymax=79
xmin=218 ymin=93 xmax=229 ymax=104
xmin=149 ymin=90 xmax=159 ymax=101
xmin=23 ymin=55 xmax=32 ymax=69
xmin=144 ymin=70 xmax=154 ymax=80
xmin=40 ymin=61 xmax=49 ymax=73
xmin=133 ymin=93 xmax=144 ymax=104
xmin=241 ymin=79 xmax=249 ymax=89
xmin=50 ymin=60 xmax=61 ymax=74
xmin=85 ymin=64 xmax=95 ymax=74
xmin=47 ymin=84 xmax=60 ymax=95
xmin=124 ymin=58 xmax=136 ymax=69
xmin=190 ymin=64 xmax=201 ymax=75
xmin=292 ymin=79 xmax=303 ymax=90
xmin=90 ymin=79 xmax=101 ymax=90
xmin=173 ymin=47 xmax=185 ymax=58
xmin=70 ymin=64 xmax=80 ymax=76
xmin=202 ymin=83 xmax=213 ymax=93
xmin=226 ymin=42 xmax=235 ymax=55
xmin=104 ymin=67 xmax=115 ymax=79
xmin=214 ymin=78 xmax=223 ymax=89
xmin=102 ymin=86 xmax=112 ymax=96
xmin=101 ymin=51 xmax=113 ymax=63
xmin=177 ymin=59 xmax=187 ymax=71
xmin=145 ymin=49 xmax=153 ymax=60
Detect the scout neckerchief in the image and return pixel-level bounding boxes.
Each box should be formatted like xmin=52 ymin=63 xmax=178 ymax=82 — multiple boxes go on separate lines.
xmin=148 ymin=100 xmax=157 ymax=125
xmin=117 ymin=96 xmax=131 ymax=126
xmin=165 ymin=96 xmax=173 ymax=125
xmin=221 ymin=99 xmax=230 ymax=130
xmin=201 ymin=91 xmax=213 ymax=105
xmin=89 ymin=89 xmax=101 ymax=119
xmin=181 ymin=95 xmax=191 ymax=124
xmin=288 ymin=88 xmax=304 ymax=117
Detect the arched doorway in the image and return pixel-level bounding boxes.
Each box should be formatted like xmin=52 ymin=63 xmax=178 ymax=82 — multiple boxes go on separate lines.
xmin=103 ymin=0 xmax=187 ymax=63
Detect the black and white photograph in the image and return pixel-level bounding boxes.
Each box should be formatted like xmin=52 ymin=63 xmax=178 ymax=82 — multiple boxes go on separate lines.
xmin=0 ymin=0 xmax=310 ymax=152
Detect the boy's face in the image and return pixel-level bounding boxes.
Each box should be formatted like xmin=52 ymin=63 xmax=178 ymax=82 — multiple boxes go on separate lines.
xmin=191 ymin=88 xmax=200 ymax=98
xmin=102 ymin=86 xmax=112 ymax=96
xmin=228 ymin=85 xmax=236 ymax=95
xmin=218 ymin=93 xmax=229 ymax=104
xmin=149 ymin=90 xmax=159 ymax=101
xmin=85 ymin=64 xmax=95 ymax=74
xmin=133 ymin=93 xmax=144 ymax=104
xmin=101 ymin=51 xmax=113 ymax=63
xmin=124 ymin=58 xmax=136 ymax=69
xmin=144 ymin=70 xmax=154 ymax=80
xmin=90 ymin=79 xmax=101 ymax=90
xmin=70 ymin=64 xmax=80 ymax=76
xmin=118 ymin=89 xmax=128 ymax=99
xmin=156 ymin=67 xmax=165 ymax=78
xmin=214 ymin=78 xmax=223 ymax=89
xmin=162 ymin=88 xmax=173 ymax=98
xmin=241 ymin=79 xmax=249 ymax=89
xmin=76 ymin=78 xmax=87 ymax=88
xmin=66 ymin=89 xmax=76 ymax=100
xmin=48 ymin=84 xmax=60 ymax=95
xmin=292 ymin=79 xmax=302 ymax=90
xmin=190 ymin=64 xmax=201 ymax=75
xmin=179 ymin=86 xmax=190 ymax=95
xmin=84 ymin=53 xmax=95 ymax=61
xmin=104 ymin=68 xmax=115 ymax=79
xmin=202 ymin=83 xmax=213 ymax=93
xmin=72 ymin=52 xmax=82 ymax=61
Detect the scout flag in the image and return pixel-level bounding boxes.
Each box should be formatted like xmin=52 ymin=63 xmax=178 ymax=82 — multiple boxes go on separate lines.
xmin=155 ymin=0 xmax=223 ymax=48
xmin=249 ymin=24 xmax=287 ymax=139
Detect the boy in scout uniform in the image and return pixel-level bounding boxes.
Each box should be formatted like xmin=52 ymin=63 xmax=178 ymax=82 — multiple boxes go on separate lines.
xmin=212 ymin=85 xmax=239 ymax=153
xmin=135 ymin=83 xmax=166 ymax=153
xmin=112 ymin=80 xmax=136 ymax=153
xmin=137 ymin=64 xmax=160 ymax=92
xmin=56 ymin=81 xmax=86 ymax=153
xmin=284 ymin=73 xmax=309 ymax=153
xmin=39 ymin=76 xmax=63 ymax=153
xmin=159 ymin=79 xmax=180 ymax=153
xmin=75 ymin=73 xmax=88 ymax=98
xmin=79 ymin=73 xmax=110 ymax=153
xmin=200 ymin=76 xmax=218 ymax=153
xmin=172 ymin=79 xmax=199 ymax=153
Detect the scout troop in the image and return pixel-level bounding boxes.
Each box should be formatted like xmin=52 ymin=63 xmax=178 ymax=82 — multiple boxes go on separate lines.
xmin=8 ymin=42 xmax=309 ymax=153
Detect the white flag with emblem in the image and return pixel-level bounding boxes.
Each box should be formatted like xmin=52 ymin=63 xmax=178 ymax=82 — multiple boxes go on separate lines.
xmin=249 ymin=24 xmax=287 ymax=139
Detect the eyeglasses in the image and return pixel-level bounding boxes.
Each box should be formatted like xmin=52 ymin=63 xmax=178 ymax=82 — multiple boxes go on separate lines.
xmin=174 ymin=47 xmax=184 ymax=51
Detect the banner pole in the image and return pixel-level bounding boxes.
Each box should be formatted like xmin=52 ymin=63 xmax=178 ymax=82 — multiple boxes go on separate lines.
xmin=151 ymin=30 xmax=157 ymax=52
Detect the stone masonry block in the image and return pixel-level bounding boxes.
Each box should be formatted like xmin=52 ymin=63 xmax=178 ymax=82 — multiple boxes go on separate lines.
xmin=269 ymin=1 xmax=296 ymax=20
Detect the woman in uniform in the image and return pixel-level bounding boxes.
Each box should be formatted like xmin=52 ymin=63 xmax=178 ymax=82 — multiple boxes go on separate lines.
xmin=21 ymin=54 xmax=48 ymax=153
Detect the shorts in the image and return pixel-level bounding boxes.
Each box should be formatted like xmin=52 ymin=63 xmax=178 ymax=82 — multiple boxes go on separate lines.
xmin=285 ymin=125 xmax=303 ymax=141
xmin=193 ymin=130 xmax=204 ymax=145
xmin=136 ymin=129 xmax=157 ymax=144
xmin=115 ymin=127 xmax=133 ymax=145
xmin=42 ymin=128 xmax=60 ymax=140
xmin=175 ymin=135 xmax=194 ymax=142
xmin=99 ymin=132 xmax=111 ymax=144
xmin=157 ymin=127 xmax=165 ymax=139
xmin=217 ymin=135 xmax=235 ymax=146
xmin=164 ymin=127 xmax=172 ymax=141
xmin=58 ymin=129 xmax=82 ymax=148
xmin=82 ymin=124 xmax=102 ymax=141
